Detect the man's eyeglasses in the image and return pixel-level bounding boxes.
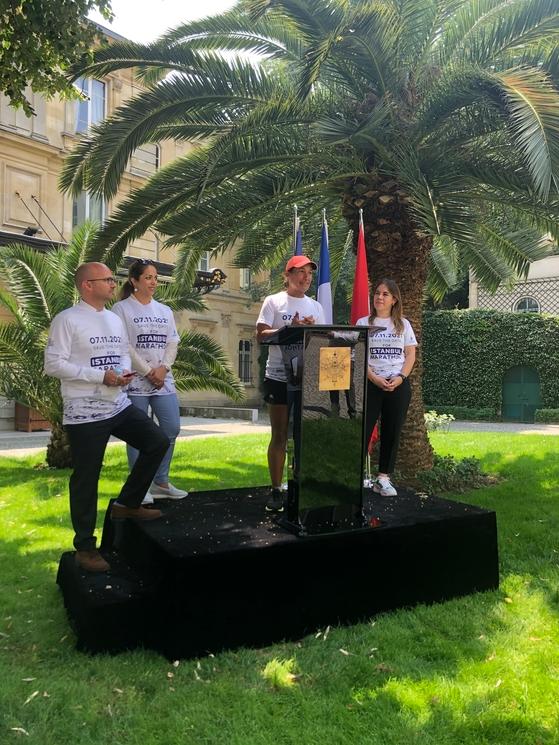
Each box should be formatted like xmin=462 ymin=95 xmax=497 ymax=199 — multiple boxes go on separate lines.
xmin=86 ymin=277 xmax=117 ymax=284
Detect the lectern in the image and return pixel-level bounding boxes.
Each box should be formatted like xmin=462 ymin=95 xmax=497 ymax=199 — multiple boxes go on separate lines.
xmin=263 ymin=324 xmax=377 ymax=536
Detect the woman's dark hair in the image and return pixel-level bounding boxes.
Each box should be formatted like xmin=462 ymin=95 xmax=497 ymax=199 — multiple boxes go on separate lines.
xmin=119 ymin=259 xmax=157 ymax=299
xmin=370 ymin=278 xmax=405 ymax=334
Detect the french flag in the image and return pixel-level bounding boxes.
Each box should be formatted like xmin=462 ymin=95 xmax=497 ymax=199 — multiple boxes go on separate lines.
xmin=317 ymin=212 xmax=332 ymax=323
xmin=294 ymin=221 xmax=303 ymax=255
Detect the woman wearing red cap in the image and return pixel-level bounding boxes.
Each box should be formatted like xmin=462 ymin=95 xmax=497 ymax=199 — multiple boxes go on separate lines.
xmin=256 ymin=256 xmax=325 ymax=512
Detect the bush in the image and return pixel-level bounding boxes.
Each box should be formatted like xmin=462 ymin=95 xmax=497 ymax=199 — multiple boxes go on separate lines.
xmin=425 ymin=405 xmax=496 ymax=421
xmin=424 ymin=410 xmax=455 ymax=431
xmin=534 ymin=408 xmax=559 ymax=423
xmin=416 ymin=454 xmax=493 ymax=494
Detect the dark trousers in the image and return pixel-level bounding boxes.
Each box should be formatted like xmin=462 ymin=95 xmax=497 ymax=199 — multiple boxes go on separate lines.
xmin=329 ymin=384 xmax=356 ymax=418
xmin=65 ymin=404 xmax=170 ymax=551
xmin=365 ymin=379 xmax=411 ymax=475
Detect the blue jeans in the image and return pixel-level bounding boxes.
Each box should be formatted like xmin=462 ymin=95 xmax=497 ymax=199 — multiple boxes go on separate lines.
xmin=127 ymin=393 xmax=181 ymax=485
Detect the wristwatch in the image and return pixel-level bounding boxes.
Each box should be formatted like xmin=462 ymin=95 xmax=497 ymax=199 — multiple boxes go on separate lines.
xmin=398 ymin=372 xmax=407 ymax=381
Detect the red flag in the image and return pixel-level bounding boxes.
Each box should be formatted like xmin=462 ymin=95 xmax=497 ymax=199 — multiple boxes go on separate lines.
xmin=350 ymin=210 xmax=370 ymax=325
xmin=368 ymin=422 xmax=380 ymax=454
xmin=351 ymin=210 xmax=378 ymax=449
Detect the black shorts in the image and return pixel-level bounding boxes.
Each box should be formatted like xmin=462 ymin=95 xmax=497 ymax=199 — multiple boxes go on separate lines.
xmin=262 ymin=378 xmax=288 ymax=406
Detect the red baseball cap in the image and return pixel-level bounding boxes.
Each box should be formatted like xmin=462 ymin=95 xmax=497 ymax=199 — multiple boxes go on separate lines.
xmin=285 ymin=255 xmax=317 ymax=272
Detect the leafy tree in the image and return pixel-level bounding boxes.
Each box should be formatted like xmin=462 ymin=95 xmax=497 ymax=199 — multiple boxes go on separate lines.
xmin=61 ymin=0 xmax=559 ymax=477
xmin=0 ymin=223 xmax=244 ymax=467
xmin=0 ymin=0 xmax=113 ymax=115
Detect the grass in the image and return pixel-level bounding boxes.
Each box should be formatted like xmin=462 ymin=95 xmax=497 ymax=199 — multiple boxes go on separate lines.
xmin=0 ymin=432 xmax=558 ymax=744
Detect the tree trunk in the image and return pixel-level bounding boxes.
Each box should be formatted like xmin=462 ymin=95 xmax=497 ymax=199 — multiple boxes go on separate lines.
xmin=343 ymin=177 xmax=434 ymax=479
xmin=46 ymin=421 xmax=72 ymax=469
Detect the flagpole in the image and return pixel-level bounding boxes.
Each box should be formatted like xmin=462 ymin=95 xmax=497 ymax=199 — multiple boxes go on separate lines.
xmin=293 ymin=204 xmax=298 ymax=253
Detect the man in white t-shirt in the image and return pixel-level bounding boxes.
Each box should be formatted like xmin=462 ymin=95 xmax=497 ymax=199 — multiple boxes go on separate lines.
xmin=44 ymin=263 xmax=170 ymax=573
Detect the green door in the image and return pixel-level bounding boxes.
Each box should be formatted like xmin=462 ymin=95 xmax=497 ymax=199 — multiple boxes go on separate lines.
xmin=502 ymin=366 xmax=542 ymax=423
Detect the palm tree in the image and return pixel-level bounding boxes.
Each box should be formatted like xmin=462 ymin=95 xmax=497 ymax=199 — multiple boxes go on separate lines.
xmin=61 ymin=0 xmax=559 ymax=476
xmin=0 ymin=223 xmax=244 ymax=467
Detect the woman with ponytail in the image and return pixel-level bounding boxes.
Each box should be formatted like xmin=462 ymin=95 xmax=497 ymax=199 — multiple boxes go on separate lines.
xmin=112 ymin=259 xmax=188 ymax=504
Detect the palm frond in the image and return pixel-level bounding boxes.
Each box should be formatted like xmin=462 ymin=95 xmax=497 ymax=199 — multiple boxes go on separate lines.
xmin=426 ymin=234 xmax=460 ymax=301
xmin=156 ymin=6 xmax=302 ymax=62
xmin=477 ymin=223 xmax=554 ymax=277
xmin=173 ymin=330 xmax=245 ymax=401
xmin=153 ymin=282 xmax=206 ymax=314
xmin=70 ymin=40 xmax=221 ymax=82
xmin=60 ymin=58 xmax=278 ymax=199
xmin=460 ymin=230 xmax=519 ymax=291
xmin=0 ymin=324 xmax=61 ymax=424
xmin=0 ymin=244 xmax=59 ymax=328
xmin=439 ymin=0 xmax=557 ymax=66
xmin=493 ymin=66 xmax=559 ymax=199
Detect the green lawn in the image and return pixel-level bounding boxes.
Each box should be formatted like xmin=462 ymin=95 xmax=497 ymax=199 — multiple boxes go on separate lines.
xmin=0 ymin=432 xmax=558 ymax=744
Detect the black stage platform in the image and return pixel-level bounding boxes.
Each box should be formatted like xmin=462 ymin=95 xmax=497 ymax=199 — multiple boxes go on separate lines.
xmin=57 ymin=487 xmax=499 ymax=658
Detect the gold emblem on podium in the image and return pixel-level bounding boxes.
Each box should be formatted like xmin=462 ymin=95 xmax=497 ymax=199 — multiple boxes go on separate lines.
xmin=318 ymin=347 xmax=351 ymax=390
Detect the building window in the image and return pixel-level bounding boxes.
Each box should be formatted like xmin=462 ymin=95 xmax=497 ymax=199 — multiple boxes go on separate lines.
xmin=74 ymin=77 xmax=105 ymax=133
xmin=514 ymin=297 xmax=540 ymax=313
xmin=198 ymin=251 xmax=211 ymax=272
xmin=130 ymin=143 xmax=160 ymax=177
xmin=72 ymin=191 xmax=106 ymax=228
xmin=238 ymin=340 xmax=252 ymax=384
xmin=240 ymin=268 xmax=251 ymax=290
xmin=0 ymin=89 xmax=46 ymax=138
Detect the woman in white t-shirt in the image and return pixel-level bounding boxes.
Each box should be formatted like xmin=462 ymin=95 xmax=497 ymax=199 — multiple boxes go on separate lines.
xmin=358 ymin=278 xmax=417 ymax=497
xmin=256 ymin=255 xmax=325 ymax=512
xmin=112 ymin=259 xmax=188 ymax=504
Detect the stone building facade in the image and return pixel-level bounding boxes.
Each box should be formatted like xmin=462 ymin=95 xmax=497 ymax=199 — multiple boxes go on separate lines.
xmin=0 ymin=28 xmax=265 ymax=428
xmin=469 ymin=256 xmax=559 ymax=315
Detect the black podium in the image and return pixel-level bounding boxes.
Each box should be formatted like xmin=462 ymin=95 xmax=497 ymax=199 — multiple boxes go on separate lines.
xmin=263 ymin=324 xmax=376 ymax=536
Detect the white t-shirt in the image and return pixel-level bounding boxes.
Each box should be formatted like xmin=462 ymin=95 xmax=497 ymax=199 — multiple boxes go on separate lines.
xmin=256 ymin=291 xmax=325 ymax=382
xmin=357 ymin=316 xmax=417 ymax=378
xmin=44 ymin=301 xmax=131 ymax=424
xmin=112 ymin=296 xmax=180 ymax=396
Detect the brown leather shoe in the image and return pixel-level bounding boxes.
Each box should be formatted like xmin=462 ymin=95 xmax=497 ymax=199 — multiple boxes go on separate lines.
xmin=111 ymin=503 xmax=162 ymax=520
xmin=75 ymin=549 xmax=110 ymax=573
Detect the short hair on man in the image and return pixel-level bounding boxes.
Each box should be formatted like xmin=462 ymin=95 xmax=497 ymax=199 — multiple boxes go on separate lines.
xmin=74 ymin=262 xmax=107 ymax=290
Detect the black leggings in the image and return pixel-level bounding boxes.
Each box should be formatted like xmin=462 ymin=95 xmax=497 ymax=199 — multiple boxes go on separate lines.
xmin=365 ymin=379 xmax=411 ymax=474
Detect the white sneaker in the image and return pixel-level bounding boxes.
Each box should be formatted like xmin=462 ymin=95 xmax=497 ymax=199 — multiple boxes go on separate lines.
xmin=151 ymin=482 xmax=188 ymax=500
xmin=141 ymin=491 xmax=154 ymax=506
xmin=372 ymin=476 xmax=397 ymax=497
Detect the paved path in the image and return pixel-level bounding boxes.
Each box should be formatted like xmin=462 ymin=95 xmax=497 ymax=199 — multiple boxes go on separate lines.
xmin=447 ymin=420 xmax=559 ymax=436
xmin=0 ymin=416 xmax=557 ymax=458
xmin=0 ymin=416 xmax=271 ymax=457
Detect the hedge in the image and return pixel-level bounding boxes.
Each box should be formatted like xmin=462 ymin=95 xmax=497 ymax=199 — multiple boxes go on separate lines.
xmin=535 ymin=408 xmax=559 ymax=423
xmin=422 ymin=310 xmax=559 ymax=413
